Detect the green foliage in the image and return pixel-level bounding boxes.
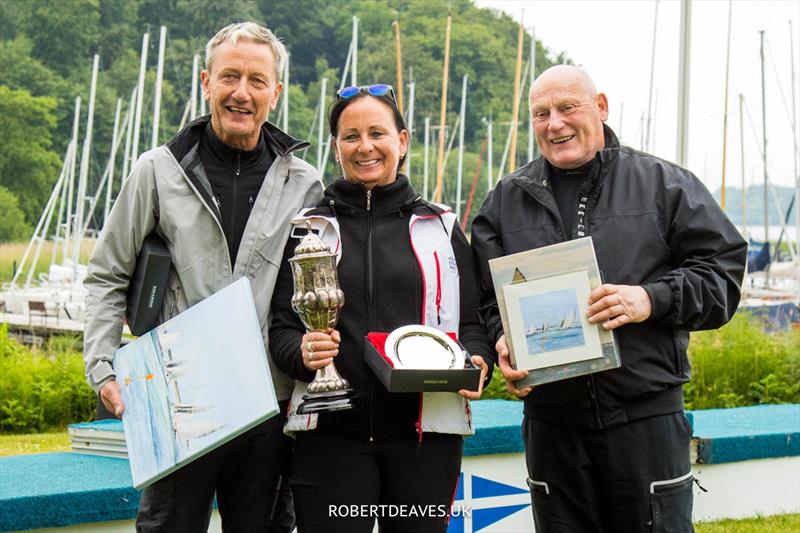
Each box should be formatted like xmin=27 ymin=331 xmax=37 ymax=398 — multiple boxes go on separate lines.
xmin=685 ymin=313 xmax=800 ymax=409
xmin=482 ymin=314 xmax=800 ymax=409
xmin=483 ymin=365 xmax=518 ymax=401
xmin=1 ymin=0 xmax=567 ymax=231
xmin=0 ymin=326 xmax=95 ymax=433
xmin=0 ymin=85 xmax=62 ymax=225
xmin=0 ymin=185 xmax=32 ymax=242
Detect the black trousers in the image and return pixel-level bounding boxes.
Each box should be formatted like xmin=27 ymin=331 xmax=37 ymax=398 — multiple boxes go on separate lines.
xmin=135 ymin=400 xmax=292 ymax=533
xmin=290 ymin=431 xmax=463 ymax=533
xmin=524 ymin=412 xmax=694 ymax=533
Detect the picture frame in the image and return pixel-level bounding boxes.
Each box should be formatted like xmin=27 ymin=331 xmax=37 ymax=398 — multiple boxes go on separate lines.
xmin=489 ymin=237 xmax=620 ymax=387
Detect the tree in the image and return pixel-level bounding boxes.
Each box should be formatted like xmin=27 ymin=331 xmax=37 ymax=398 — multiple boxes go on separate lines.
xmin=0 ymin=185 xmax=32 ymax=242
xmin=0 ymin=86 xmax=62 ymax=225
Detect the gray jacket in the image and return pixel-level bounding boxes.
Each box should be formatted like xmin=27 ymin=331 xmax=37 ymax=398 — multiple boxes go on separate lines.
xmin=83 ymin=116 xmax=323 ymax=401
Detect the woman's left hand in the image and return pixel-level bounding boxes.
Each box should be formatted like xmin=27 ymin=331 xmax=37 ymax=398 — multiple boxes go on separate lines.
xmin=458 ymin=355 xmax=489 ymax=400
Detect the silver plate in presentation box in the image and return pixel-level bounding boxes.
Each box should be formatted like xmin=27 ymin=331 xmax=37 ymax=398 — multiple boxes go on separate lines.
xmin=385 ymin=325 xmax=464 ymax=370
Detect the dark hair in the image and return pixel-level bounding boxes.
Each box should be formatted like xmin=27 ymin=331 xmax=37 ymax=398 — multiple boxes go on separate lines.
xmin=328 ymin=92 xmax=408 ymax=169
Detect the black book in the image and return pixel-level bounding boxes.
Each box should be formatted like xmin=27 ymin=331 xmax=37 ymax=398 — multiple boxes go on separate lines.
xmin=126 ymin=232 xmax=171 ymax=336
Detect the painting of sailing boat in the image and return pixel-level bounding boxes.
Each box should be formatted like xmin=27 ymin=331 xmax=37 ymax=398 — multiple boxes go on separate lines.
xmin=501 ymin=266 xmax=605 ymax=372
xmin=520 ymin=288 xmax=585 ymax=355
xmin=114 ymin=277 xmax=278 ymax=488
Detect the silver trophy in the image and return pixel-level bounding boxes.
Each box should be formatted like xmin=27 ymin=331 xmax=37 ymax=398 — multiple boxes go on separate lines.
xmin=289 ymin=221 xmax=357 ymax=414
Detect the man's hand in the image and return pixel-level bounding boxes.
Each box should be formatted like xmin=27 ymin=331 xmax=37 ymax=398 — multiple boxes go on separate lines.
xmin=301 ymin=329 xmax=341 ymax=371
xmin=458 ymin=355 xmax=489 ymax=400
xmin=100 ymin=380 xmax=125 ymax=418
xmin=496 ymin=335 xmax=533 ymax=398
xmin=587 ymin=284 xmax=652 ymax=330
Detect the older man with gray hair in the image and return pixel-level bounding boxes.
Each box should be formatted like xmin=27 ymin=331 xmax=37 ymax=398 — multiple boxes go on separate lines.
xmin=83 ymin=22 xmax=322 ymax=531
xmin=472 ymin=65 xmax=747 ymax=532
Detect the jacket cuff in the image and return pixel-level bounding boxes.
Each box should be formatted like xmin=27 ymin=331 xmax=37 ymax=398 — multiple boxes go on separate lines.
xmin=89 ymin=362 xmax=117 ymax=395
xmin=643 ymin=281 xmax=673 ymax=320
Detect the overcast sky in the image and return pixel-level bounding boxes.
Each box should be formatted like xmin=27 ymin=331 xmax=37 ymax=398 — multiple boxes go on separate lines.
xmin=475 ymin=0 xmax=799 ymax=192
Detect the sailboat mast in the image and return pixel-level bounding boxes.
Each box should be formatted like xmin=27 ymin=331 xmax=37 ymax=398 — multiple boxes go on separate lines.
xmin=406 ymin=76 xmax=416 ymax=177
xmin=317 ymin=77 xmax=327 ymax=173
xmin=393 ymin=20 xmax=404 ymax=114
xmin=487 ymin=117 xmax=493 ymax=192
xmin=720 ymin=2 xmax=732 ymax=209
xmin=131 ymin=32 xmax=149 ymax=164
xmin=424 ymin=116 xmax=430 ymax=201
xmin=351 ymin=16 xmax=358 ymax=86
xmin=190 ymin=54 xmax=199 ymax=121
xmin=739 ymin=94 xmax=747 ymax=238
xmin=63 ymin=96 xmax=81 ymax=263
xmin=789 ymin=20 xmax=799 ymax=255
xmin=645 ymin=1 xmax=659 ymax=153
xmin=434 ymin=12 xmax=452 ymax=203
xmin=72 ymin=53 xmax=99 ymax=268
xmin=508 ymin=17 xmax=524 ymax=173
xmin=528 ymin=27 xmax=536 ymax=162
xmin=121 ymin=87 xmax=136 ymax=184
xmin=760 ymin=30 xmax=768 ymax=244
xmin=104 ymin=98 xmax=123 ymax=225
xmin=675 ymin=0 xmax=691 ymax=167
xmin=151 ymin=26 xmax=167 ymax=149
xmin=456 ymin=74 xmax=467 ymax=218
xmin=282 ymin=55 xmax=289 ymax=133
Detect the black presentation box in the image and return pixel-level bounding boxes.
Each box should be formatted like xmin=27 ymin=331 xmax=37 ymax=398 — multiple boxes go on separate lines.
xmin=126 ymin=233 xmax=171 ymax=336
xmin=363 ymin=333 xmax=482 ymax=393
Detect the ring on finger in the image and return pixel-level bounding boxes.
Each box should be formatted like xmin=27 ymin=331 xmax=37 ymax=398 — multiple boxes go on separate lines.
xmin=307 ymin=341 xmax=314 ymax=353
xmin=308 ymin=351 xmax=315 ymax=361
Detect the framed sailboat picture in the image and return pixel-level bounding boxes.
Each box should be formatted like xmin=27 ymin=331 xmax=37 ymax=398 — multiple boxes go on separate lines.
xmin=489 ymin=237 xmax=620 ymax=387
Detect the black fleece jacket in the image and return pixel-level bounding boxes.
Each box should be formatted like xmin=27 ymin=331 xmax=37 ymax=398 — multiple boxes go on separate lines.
xmin=269 ymin=176 xmax=493 ymax=441
xmin=472 ymin=125 xmax=747 ymax=429
xmin=198 ymin=123 xmax=274 ymax=266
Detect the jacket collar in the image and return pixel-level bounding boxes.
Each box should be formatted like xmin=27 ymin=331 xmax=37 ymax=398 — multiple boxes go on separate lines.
xmin=321 ymin=175 xmax=424 ymax=216
xmin=512 ymin=123 xmax=621 ymax=191
xmin=167 ymin=114 xmax=310 ymax=163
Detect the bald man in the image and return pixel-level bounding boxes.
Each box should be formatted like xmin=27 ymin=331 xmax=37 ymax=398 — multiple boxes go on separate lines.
xmin=472 ymin=66 xmax=746 ymax=532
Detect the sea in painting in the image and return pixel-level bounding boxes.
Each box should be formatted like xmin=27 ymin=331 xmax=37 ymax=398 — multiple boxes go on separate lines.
xmin=520 ymin=288 xmax=585 ymax=356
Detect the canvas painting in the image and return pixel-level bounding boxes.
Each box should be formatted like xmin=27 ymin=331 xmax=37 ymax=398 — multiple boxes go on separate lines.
xmin=114 ymin=277 xmax=278 ymax=488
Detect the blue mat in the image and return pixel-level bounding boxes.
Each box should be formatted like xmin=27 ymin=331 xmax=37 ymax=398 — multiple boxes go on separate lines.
xmin=2 ymin=402 xmax=798 ymax=531
xmin=465 ymin=399 xmax=525 ymax=456
xmin=691 ymin=404 xmax=800 ymax=464
xmin=0 ymin=453 xmax=138 ymax=531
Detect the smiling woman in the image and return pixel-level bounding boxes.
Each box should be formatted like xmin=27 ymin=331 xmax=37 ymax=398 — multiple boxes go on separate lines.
xmin=268 ymin=86 xmax=493 ymax=532
xmin=328 ymin=86 xmax=409 ymax=190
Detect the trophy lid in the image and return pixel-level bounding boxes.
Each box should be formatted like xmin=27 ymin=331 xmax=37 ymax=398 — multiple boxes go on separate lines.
xmin=290 ymin=221 xmax=334 ymax=261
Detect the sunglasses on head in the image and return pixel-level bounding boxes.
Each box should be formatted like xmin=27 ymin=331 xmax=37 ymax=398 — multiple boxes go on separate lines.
xmin=337 ymin=84 xmax=396 ymax=102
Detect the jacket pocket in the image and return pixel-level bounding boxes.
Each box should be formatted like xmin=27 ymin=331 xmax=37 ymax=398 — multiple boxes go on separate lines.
xmin=649 ymin=471 xmax=694 ymax=532
xmin=671 ymin=330 xmax=689 ymax=377
xmin=159 ymin=270 xmax=185 ymax=323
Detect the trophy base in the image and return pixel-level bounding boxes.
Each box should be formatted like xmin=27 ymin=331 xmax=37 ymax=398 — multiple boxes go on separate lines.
xmin=297 ymin=388 xmax=359 ymax=414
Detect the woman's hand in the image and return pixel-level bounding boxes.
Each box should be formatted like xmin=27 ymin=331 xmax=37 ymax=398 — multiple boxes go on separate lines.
xmin=301 ymin=329 xmax=341 ymax=371
xmin=458 ymin=355 xmax=489 ymax=400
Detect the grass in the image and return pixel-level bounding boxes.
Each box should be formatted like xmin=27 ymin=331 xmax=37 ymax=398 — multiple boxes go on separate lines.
xmin=695 ymin=514 xmax=800 ymax=532
xmin=0 ymin=431 xmax=70 ymax=456
xmin=0 ymin=239 xmax=95 ymax=283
